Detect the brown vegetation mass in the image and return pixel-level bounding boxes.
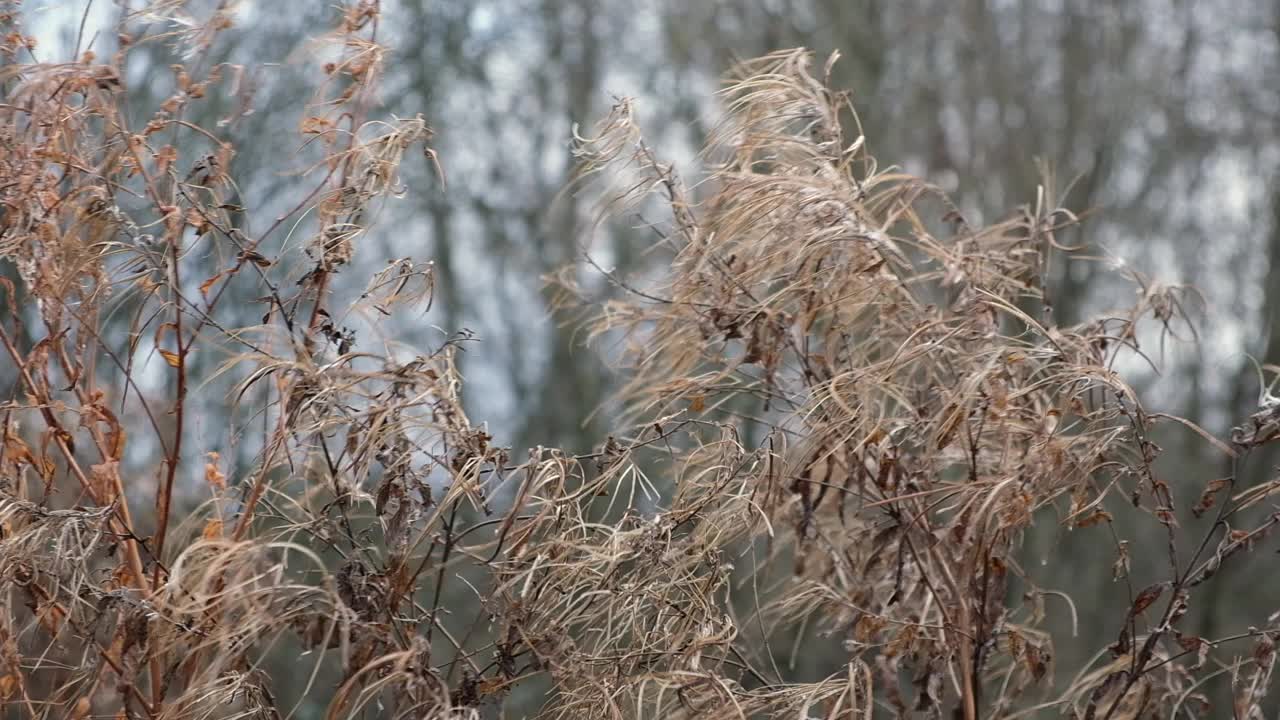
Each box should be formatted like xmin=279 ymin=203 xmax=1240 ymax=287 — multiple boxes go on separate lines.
xmin=1 ymin=2 xmax=1278 ymax=718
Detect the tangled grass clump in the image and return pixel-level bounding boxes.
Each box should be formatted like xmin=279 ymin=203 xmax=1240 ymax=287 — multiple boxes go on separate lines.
xmin=1 ymin=3 xmax=1279 ymax=718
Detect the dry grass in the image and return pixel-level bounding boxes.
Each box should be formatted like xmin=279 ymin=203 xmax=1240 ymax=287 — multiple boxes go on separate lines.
xmin=1 ymin=4 xmax=1278 ymax=719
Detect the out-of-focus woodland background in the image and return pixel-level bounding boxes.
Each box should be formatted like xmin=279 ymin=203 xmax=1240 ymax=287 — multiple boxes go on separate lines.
xmin=9 ymin=1 xmax=1280 ymax=717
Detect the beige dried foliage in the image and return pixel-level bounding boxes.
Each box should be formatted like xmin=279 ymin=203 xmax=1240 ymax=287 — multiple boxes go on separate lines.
xmin=1 ymin=3 xmax=1278 ymax=719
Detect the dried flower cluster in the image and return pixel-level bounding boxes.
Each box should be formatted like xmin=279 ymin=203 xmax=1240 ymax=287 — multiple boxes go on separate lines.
xmin=1 ymin=3 xmax=1279 ymax=719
